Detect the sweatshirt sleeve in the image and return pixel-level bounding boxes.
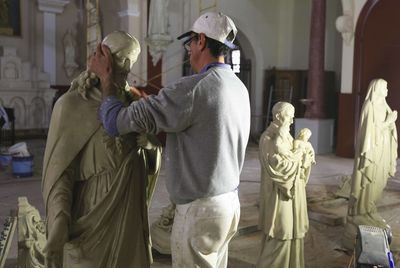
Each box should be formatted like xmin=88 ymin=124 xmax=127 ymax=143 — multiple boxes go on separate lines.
xmin=117 ymin=82 xmax=194 ymax=135
xmin=99 ymin=95 xmax=124 ymax=136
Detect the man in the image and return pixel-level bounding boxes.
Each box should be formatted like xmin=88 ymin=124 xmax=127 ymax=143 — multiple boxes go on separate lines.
xmin=42 ymin=31 xmax=161 ymax=268
xmin=257 ymin=102 xmax=312 ymax=268
xmin=89 ymin=11 xmax=251 ymax=268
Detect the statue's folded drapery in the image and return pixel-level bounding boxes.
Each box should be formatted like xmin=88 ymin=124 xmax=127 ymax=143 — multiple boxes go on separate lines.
xmin=258 ymin=123 xmax=309 ymax=241
xmin=42 ymin=85 xmax=161 ymax=268
xmin=349 ymin=79 xmax=397 ymax=222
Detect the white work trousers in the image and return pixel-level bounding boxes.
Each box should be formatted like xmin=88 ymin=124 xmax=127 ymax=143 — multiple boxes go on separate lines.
xmin=171 ymin=191 xmax=240 ymax=268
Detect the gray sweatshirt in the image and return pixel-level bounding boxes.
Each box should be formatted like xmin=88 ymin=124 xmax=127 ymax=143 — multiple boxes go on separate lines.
xmin=117 ymin=66 xmax=251 ymax=204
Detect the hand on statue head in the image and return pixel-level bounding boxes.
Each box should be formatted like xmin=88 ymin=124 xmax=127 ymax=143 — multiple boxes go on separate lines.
xmin=43 ymin=214 xmax=69 ymax=268
xmin=88 ymin=44 xmax=115 ymax=96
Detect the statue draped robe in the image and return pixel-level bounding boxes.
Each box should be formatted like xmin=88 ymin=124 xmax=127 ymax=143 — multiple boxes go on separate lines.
xmin=257 ymin=123 xmax=309 ymax=268
xmin=349 ymin=95 xmax=397 ymax=225
xmin=42 ymin=85 xmax=161 ymax=268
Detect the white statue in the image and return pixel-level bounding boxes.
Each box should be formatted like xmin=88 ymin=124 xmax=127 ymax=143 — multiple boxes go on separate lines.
xmin=146 ymin=0 xmax=172 ymax=66
xmin=63 ymin=29 xmax=79 ymax=78
xmin=148 ymin=0 xmax=169 ymax=36
xmin=348 ymin=78 xmax=397 ymax=227
xmin=257 ymin=102 xmax=315 ymax=268
xmin=86 ymin=0 xmax=102 ymax=57
xmin=336 ymin=0 xmax=354 ymax=45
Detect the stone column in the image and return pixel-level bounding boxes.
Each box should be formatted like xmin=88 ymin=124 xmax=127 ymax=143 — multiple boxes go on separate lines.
xmin=38 ymin=0 xmax=70 ymax=85
xmin=305 ymin=0 xmax=326 ymax=118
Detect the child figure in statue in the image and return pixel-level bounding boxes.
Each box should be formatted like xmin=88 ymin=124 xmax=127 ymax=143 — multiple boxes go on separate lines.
xmin=347 ymin=78 xmax=397 ymax=228
xmin=42 ymin=31 xmax=161 ymax=268
xmin=294 ymin=128 xmax=315 ymax=179
xmin=257 ymin=102 xmax=314 ymax=268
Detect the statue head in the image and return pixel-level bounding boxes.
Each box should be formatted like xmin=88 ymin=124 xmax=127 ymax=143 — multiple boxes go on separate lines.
xmin=271 ymin=102 xmax=295 ymax=127
xmin=365 ymin=78 xmax=388 ymax=102
xmin=102 ymin=31 xmax=141 ymax=75
xmin=298 ymin=128 xmax=312 ymax=141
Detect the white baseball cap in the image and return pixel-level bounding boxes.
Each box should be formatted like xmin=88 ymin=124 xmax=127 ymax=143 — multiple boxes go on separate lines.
xmin=178 ymin=12 xmax=238 ymax=49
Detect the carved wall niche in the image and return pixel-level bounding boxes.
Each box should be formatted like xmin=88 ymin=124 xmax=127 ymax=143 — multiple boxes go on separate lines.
xmin=0 ymin=46 xmax=54 ymax=130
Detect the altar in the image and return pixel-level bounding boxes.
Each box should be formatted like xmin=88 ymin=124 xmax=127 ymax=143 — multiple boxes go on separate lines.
xmin=0 ymin=46 xmax=54 ymax=131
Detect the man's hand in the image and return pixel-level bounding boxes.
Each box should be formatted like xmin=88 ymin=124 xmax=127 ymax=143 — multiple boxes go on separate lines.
xmin=137 ymin=133 xmax=161 ymax=150
xmin=88 ymin=43 xmax=116 ymax=97
xmin=130 ymin=86 xmax=148 ymax=99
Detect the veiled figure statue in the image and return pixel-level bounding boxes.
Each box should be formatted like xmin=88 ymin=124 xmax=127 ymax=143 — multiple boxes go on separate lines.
xmin=257 ymin=102 xmax=315 ymax=268
xmin=42 ymin=31 xmax=162 ymax=268
xmin=348 ymin=78 xmax=398 ymax=228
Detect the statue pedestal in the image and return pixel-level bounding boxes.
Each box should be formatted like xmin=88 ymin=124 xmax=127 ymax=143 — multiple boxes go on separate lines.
xmin=294 ymin=118 xmax=334 ymax=154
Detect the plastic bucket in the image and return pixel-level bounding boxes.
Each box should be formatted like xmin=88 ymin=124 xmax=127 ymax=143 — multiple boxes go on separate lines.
xmin=0 ymin=154 xmax=12 ymax=169
xmin=12 ymin=155 xmax=34 ymax=177
xmin=8 ymin=142 xmax=30 ymax=157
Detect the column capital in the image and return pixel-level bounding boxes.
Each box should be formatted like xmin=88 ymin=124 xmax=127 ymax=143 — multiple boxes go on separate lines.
xmin=38 ymin=0 xmax=70 ymax=14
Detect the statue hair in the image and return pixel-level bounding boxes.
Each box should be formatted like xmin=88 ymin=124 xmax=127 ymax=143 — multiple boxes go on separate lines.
xmin=271 ymin=102 xmax=294 ymax=119
xmin=70 ymin=31 xmax=141 ymax=100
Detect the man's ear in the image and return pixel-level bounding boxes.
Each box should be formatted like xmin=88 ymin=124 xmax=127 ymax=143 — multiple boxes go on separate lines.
xmin=198 ymin=33 xmax=207 ymax=51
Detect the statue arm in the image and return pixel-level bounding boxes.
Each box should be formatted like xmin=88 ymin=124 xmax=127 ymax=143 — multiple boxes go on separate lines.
xmin=262 ymin=137 xmax=300 ymax=199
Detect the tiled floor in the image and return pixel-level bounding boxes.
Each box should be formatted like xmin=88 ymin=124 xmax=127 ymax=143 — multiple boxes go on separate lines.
xmin=1 ymin=139 xmax=400 ymax=267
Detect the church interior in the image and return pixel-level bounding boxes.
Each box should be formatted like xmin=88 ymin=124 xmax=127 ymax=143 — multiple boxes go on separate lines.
xmin=1 ymin=0 xmax=400 ymax=267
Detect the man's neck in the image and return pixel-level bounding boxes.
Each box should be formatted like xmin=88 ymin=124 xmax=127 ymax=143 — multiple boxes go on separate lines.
xmin=197 ymin=55 xmax=225 ymax=73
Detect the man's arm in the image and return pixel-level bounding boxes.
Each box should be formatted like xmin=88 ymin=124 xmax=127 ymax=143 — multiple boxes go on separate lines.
xmin=89 ymin=43 xmax=194 ymax=136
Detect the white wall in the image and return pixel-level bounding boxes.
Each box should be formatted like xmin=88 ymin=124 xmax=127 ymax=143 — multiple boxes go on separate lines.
xmin=162 ymin=0 xmax=343 ymax=137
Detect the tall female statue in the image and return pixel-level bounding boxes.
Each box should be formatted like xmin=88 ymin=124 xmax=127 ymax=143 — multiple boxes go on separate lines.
xmin=348 ymin=78 xmax=397 ymax=228
xmin=42 ymin=31 xmax=161 ymax=268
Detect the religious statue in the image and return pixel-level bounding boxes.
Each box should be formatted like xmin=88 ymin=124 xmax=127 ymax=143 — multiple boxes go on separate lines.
xmin=42 ymin=31 xmax=162 ymax=268
xmin=294 ymin=128 xmax=316 ymax=180
xmin=347 ymin=78 xmax=397 ymax=228
xmin=146 ymin=0 xmax=172 ymax=66
xmin=85 ymin=0 xmax=102 ymax=57
xmin=148 ymin=0 xmax=169 ymax=36
xmin=335 ymin=0 xmax=354 ymax=45
xmin=257 ymin=102 xmax=314 ymax=268
xmin=63 ymin=29 xmax=79 ymax=78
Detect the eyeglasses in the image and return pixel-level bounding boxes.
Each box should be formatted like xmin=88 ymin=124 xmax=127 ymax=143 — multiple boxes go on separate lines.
xmin=183 ymin=35 xmax=198 ymax=52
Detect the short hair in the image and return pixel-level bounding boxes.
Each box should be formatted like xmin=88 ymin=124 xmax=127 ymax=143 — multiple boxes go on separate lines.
xmin=205 ymin=36 xmax=231 ymax=57
xmin=271 ymin=102 xmax=295 ymax=118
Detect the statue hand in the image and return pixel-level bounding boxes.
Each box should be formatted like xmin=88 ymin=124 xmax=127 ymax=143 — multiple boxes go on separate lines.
xmin=387 ymin=110 xmax=397 ymax=124
xmin=392 ymin=110 xmax=397 ymax=122
xmin=43 ymin=215 xmax=68 ymax=268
